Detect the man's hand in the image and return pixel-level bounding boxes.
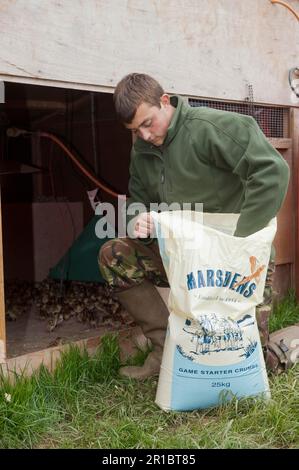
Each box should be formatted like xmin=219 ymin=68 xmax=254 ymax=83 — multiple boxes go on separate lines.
xmin=133 ymin=212 xmax=154 ymax=238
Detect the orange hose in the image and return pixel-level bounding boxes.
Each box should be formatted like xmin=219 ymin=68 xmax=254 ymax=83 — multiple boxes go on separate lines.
xmin=270 ymin=0 xmax=299 ymax=21
xmin=38 ymin=131 xmax=125 ymax=200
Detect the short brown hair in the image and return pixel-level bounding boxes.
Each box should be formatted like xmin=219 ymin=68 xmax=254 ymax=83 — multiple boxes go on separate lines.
xmin=113 ymin=73 xmax=164 ymax=123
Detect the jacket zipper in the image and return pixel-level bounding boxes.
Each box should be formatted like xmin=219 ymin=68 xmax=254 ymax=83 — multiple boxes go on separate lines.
xmin=161 ymin=167 xmax=165 ymax=199
xmin=160 ymin=147 xmax=166 ymax=202
xmin=147 ymin=145 xmax=167 ymax=202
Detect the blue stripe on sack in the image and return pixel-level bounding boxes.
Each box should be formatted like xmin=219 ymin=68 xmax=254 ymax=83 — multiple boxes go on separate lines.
xmin=170 ymin=346 xmax=268 ymax=411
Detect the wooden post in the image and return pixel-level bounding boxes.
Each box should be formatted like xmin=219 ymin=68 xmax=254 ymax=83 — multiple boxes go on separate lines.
xmin=0 ymin=189 xmax=6 ymax=362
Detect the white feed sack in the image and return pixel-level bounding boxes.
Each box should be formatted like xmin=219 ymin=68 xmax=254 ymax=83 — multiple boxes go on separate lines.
xmin=151 ymin=211 xmax=277 ymax=411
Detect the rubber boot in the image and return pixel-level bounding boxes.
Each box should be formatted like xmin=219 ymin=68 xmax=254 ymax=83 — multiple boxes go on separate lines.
xmin=116 ymin=280 xmax=169 ymax=379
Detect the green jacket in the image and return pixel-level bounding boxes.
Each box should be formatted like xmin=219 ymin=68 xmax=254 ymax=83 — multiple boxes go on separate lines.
xmin=128 ymin=95 xmax=290 ymax=237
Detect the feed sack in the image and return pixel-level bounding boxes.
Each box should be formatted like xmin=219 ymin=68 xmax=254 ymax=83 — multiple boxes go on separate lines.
xmin=151 ymin=211 xmax=276 ymax=411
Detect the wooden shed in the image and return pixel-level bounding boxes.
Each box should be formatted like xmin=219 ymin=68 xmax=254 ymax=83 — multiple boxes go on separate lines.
xmin=0 ymin=0 xmax=298 ymax=375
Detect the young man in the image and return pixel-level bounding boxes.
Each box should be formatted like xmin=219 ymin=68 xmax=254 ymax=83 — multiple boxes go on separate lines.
xmin=99 ymin=73 xmax=290 ymax=379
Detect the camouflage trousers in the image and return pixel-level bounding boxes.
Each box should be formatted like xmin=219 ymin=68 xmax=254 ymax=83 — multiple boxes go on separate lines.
xmin=99 ymin=237 xmax=275 ymax=348
xmin=99 ymin=238 xmax=169 ymax=291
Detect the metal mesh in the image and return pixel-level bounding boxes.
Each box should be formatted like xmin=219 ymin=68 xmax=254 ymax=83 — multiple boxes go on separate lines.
xmin=188 ymin=98 xmax=289 ymax=138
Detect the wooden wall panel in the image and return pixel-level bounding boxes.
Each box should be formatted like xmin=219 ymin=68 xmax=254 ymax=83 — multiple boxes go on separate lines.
xmin=0 ymin=192 xmax=6 ymax=362
xmin=273 ymin=264 xmax=293 ymax=300
xmin=273 ymin=145 xmax=294 ymax=265
xmin=291 ymin=109 xmax=299 ymax=299
xmin=1 ymin=202 xmax=83 ymax=282
xmin=0 ymin=1 xmax=299 ymax=105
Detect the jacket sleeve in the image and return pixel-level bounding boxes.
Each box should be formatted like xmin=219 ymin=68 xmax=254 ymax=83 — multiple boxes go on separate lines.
xmin=125 ymin=149 xmax=153 ymax=243
xmin=199 ymin=115 xmax=290 ymax=237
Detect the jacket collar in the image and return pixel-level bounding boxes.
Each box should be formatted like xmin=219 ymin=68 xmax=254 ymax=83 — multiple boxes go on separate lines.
xmin=134 ymin=95 xmax=188 ymax=152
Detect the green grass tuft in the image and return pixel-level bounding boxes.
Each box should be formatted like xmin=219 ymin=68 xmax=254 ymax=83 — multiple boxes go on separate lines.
xmin=270 ymin=290 xmax=299 ymax=333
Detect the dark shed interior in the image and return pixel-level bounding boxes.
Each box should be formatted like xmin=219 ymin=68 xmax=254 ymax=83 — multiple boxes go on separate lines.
xmin=0 ymin=82 xmax=133 ymax=358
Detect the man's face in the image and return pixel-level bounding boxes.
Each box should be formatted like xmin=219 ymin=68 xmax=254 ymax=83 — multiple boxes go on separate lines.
xmin=125 ymin=97 xmax=172 ymax=146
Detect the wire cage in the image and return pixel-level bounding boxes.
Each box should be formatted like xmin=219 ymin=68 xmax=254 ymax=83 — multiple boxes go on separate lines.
xmin=188 ymin=98 xmax=289 ymax=138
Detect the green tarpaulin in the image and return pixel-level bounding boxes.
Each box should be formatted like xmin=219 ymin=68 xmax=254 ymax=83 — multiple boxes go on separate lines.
xmin=49 ymin=215 xmax=112 ymax=283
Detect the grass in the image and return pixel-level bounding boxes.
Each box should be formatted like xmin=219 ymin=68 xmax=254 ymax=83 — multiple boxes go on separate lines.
xmin=0 ymin=291 xmax=298 ymax=449
xmin=270 ymin=289 xmax=299 ymax=332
